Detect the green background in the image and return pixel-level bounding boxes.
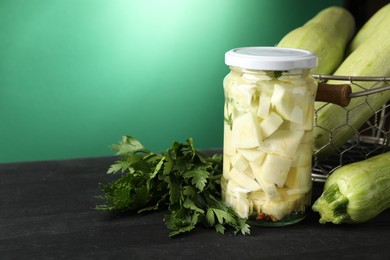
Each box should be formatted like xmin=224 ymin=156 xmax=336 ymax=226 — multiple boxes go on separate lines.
xmin=0 ymin=0 xmax=342 ymax=163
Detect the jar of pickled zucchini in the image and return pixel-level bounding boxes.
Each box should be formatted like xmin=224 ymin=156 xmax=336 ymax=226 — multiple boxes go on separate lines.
xmin=221 ymin=47 xmax=318 ymax=226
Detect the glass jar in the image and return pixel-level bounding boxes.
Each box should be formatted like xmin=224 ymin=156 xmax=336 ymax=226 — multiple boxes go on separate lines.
xmin=221 ymin=47 xmax=318 ymax=226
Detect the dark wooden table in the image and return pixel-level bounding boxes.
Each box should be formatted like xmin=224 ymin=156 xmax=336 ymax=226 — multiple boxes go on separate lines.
xmin=1 ymin=156 xmax=390 ymax=259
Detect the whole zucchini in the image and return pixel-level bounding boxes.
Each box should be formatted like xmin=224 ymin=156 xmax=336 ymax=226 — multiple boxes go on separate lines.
xmin=312 ymin=151 xmax=390 ymax=224
xmin=347 ymin=3 xmax=390 ymax=54
xmin=313 ymin=11 xmax=390 ymax=156
xmin=277 ymin=6 xmax=355 ymax=75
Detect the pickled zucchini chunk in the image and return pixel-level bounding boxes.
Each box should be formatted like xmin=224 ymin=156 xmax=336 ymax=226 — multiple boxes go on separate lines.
xmin=230 ymin=152 xmax=249 ymax=172
xmin=238 ymin=148 xmax=266 ymax=163
xmin=247 ymin=190 xmax=267 ymax=202
xmin=223 ymin=123 xmax=235 ymax=156
xmin=291 ymin=143 xmax=312 ymax=167
xmin=227 ymin=179 xmax=251 ymax=194
xmin=228 ymin=168 xmax=261 ymax=192
xmin=259 ymin=154 xmax=293 ymax=188
xmin=231 ymin=112 xmax=262 ymax=149
xmin=257 ymin=178 xmax=281 ymax=201
xmin=229 ymin=83 xmax=256 ymax=112
xmin=241 ymin=71 xmax=272 ymax=84
xmin=225 ymin=190 xmax=250 ymax=218
xmin=260 ymin=191 xmax=309 ymax=221
xmin=222 ymin=153 xmax=231 ymax=180
xmin=259 ymin=112 xmax=284 ymax=138
xmin=257 ymin=92 xmax=272 ymax=118
xmin=248 ymin=161 xmax=280 ymax=201
xmin=260 ymin=130 xmax=304 ymax=159
xmin=246 ymin=188 xmax=310 ymax=221
xmin=285 ymin=166 xmax=312 ymax=194
xmin=271 ymin=83 xmax=311 ymax=125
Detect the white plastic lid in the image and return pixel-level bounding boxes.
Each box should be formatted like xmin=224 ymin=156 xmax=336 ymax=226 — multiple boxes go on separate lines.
xmin=225 ymin=46 xmax=317 ymax=71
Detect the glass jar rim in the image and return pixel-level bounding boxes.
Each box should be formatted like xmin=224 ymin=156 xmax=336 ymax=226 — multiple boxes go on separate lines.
xmin=225 ymin=46 xmax=318 ymax=71
xmin=230 ymin=66 xmax=310 ymax=75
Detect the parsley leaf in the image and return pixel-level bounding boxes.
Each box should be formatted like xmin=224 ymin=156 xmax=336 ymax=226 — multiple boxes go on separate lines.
xmin=96 ymin=135 xmax=250 ymax=237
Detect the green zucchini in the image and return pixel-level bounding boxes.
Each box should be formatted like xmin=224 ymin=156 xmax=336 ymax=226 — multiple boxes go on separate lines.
xmin=347 ymin=3 xmax=390 ymax=54
xmin=313 ymin=10 xmax=390 ymax=156
xmin=277 ymin=6 xmax=355 ymax=75
xmin=312 ymin=151 xmax=390 ymax=224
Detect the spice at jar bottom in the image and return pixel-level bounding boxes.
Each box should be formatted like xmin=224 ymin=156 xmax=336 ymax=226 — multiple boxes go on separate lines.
xmin=222 ymin=47 xmax=318 ymax=226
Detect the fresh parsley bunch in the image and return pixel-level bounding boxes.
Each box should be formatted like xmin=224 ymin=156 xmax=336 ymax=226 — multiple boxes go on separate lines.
xmin=96 ymin=136 xmax=250 ymax=237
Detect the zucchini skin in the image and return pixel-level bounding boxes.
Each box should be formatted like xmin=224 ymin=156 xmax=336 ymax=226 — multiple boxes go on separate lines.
xmin=277 ymin=6 xmax=355 ymax=75
xmin=347 ymin=3 xmax=390 ymax=54
xmin=313 ymin=36 xmax=390 ymax=156
xmin=312 ymin=151 xmax=390 ymax=224
xmin=313 ymin=4 xmax=390 ymax=156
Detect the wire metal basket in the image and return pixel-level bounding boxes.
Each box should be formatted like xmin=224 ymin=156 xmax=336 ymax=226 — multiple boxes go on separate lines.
xmin=312 ymin=75 xmax=390 ymax=182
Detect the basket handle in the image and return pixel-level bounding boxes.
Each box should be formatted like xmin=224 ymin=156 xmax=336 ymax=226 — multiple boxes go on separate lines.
xmin=315 ymin=83 xmax=352 ymax=107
